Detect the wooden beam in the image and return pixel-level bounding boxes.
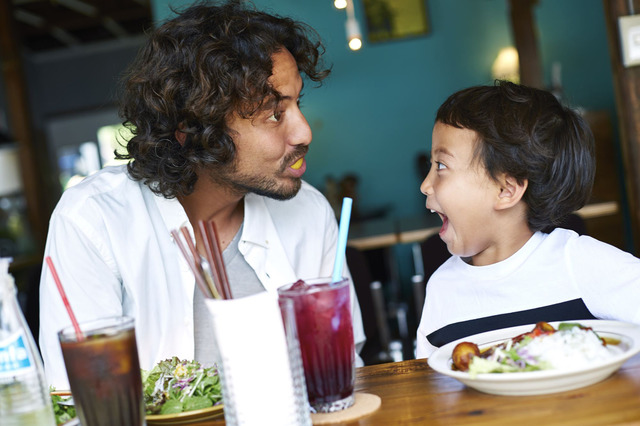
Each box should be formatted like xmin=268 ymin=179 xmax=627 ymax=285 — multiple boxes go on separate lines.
xmin=0 ymin=0 xmax=48 ymax=251
xmin=508 ymin=0 xmax=544 ymax=88
xmin=602 ymin=0 xmax=640 ymax=254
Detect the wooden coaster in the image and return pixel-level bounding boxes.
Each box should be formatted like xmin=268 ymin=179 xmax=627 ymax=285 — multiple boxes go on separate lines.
xmin=310 ymin=392 xmax=381 ymax=425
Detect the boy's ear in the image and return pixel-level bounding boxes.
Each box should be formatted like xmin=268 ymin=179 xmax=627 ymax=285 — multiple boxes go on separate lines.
xmin=495 ymin=174 xmax=528 ymax=210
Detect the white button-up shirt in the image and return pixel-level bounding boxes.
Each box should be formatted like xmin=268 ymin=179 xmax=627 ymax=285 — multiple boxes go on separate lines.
xmin=39 ymin=165 xmax=365 ymax=389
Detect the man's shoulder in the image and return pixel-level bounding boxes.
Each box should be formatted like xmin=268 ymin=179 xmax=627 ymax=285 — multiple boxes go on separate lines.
xmin=53 ymin=165 xmax=143 ymax=216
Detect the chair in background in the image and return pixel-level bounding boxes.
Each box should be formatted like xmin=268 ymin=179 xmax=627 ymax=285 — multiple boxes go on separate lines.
xmin=543 ymin=213 xmax=588 ymax=235
xmin=410 ymin=232 xmax=451 ymax=323
xmin=418 ymin=232 xmax=451 ymax=286
xmin=346 ymin=246 xmax=395 ymax=364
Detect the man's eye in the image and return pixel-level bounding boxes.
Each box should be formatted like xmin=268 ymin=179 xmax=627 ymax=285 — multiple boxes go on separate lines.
xmin=436 ymin=162 xmax=446 ymax=170
xmin=267 ymin=110 xmax=283 ymax=122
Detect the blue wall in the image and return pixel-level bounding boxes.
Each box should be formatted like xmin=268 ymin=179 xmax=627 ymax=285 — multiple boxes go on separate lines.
xmin=151 ymin=0 xmax=616 ymax=221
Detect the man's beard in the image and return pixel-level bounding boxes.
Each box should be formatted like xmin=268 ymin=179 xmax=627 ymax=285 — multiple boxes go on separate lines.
xmin=220 ymin=173 xmax=302 ymax=201
xmin=210 ymin=147 xmax=307 ymax=201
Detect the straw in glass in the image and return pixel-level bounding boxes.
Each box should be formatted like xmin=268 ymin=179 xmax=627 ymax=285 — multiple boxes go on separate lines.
xmin=201 ymin=220 xmax=233 ymax=300
xmin=197 ymin=220 xmax=227 ymax=300
xmin=171 ymin=228 xmax=214 ymax=299
xmin=332 ymin=197 xmax=353 ymax=283
xmin=45 ymin=256 xmax=84 ymax=340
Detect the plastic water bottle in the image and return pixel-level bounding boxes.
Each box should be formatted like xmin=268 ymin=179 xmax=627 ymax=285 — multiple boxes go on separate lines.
xmin=0 ymin=258 xmax=56 ymax=425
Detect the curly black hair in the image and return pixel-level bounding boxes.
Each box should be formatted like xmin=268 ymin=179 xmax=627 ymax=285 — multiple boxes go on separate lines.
xmin=435 ymin=80 xmax=595 ymax=232
xmin=116 ymin=0 xmax=330 ymax=198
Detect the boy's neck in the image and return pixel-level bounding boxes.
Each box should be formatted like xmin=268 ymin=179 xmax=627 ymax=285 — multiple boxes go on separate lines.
xmin=470 ymin=207 xmax=534 ymax=266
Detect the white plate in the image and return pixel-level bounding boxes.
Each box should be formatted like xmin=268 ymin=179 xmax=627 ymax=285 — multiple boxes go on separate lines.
xmin=427 ymin=320 xmax=640 ymax=396
xmin=51 ymin=391 xmax=224 ymax=425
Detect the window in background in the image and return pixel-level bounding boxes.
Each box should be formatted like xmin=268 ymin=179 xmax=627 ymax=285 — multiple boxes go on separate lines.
xmin=97 ymin=123 xmax=131 ymax=167
xmin=59 ymin=123 xmax=132 ymax=190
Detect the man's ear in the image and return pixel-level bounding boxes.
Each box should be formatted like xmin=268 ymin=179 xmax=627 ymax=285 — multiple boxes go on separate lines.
xmin=175 ymin=122 xmax=188 ymax=146
xmin=495 ymin=174 xmax=528 ymax=210
xmin=175 ymin=129 xmax=187 ymax=146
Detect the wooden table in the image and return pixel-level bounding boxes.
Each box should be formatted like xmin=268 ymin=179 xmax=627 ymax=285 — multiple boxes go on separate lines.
xmin=194 ymin=353 xmax=640 ymax=425
xmin=348 ymin=355 xmax=640 ymax=425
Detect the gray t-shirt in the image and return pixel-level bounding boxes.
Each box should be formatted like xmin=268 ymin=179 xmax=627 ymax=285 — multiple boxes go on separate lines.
xmin=193 ymin=224 xmax=265 ymax=366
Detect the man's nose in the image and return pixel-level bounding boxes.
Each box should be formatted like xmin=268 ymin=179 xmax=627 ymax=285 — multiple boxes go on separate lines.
xmin=289 ymin=109 xmax=312 ymax=146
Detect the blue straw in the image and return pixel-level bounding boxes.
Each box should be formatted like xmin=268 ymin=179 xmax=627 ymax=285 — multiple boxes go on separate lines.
xmin=332 ymin=197 xmax=353 ymax=283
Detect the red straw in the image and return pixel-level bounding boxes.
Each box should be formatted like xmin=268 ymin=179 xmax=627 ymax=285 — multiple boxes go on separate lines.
xmin=45 ymin=256 xmax=84 ymax=340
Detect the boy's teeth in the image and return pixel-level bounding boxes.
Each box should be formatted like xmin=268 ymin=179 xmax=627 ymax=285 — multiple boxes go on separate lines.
xmin=291 ymin=158 xmax=303 ymax=170
xmin=430 ymin=209 xmax=436 ymax=213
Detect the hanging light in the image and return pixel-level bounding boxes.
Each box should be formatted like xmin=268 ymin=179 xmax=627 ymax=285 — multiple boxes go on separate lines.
xmin=346 ymin=18 xmax=362 ymax=50
xmin=491 ymin=47 xmax=520 ymax=83
xmin=345 ymin=0 xmax=362 ymax=51
xmin=334 ymin=0 xmax=347 ymax=10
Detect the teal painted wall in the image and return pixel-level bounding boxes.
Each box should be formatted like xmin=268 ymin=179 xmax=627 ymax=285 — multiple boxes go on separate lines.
xmin=150 ymin=0 xmax=616 ymax=221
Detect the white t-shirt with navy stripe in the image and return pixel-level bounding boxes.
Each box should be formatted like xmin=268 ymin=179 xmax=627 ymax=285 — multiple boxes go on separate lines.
xmin=416 ymin=228 xmax=640 ymax=358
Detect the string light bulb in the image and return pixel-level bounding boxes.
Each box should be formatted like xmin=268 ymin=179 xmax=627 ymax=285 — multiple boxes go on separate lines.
xmin=344 ymin=0 xmax=362 ymax=51
xmin=346 ymin=18 xmax=362 ymax=50
xmin=334 ymin=0 xmax=347 ymax=9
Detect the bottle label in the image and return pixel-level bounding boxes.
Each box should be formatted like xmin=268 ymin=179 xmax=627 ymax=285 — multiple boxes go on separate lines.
xmin=0 ymin=332 xmax=35 ymax=378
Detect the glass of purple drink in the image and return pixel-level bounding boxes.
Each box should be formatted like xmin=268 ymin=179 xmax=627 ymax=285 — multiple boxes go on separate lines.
xmin=58 ymin=316 xmax=145 ymax=426
xmin=278 ymin=277 xmax=355 ymax=413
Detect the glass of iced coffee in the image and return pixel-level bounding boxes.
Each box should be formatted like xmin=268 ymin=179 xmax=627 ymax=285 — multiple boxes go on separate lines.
xmin=278 ymin=277 xmax=355 ymax=413
xmin=58 ymin=316 xmax=145 ymax=426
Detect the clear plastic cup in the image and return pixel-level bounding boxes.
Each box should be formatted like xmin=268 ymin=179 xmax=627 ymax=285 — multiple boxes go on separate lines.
xmin=58 ymin=316 xmax=145 ymax=426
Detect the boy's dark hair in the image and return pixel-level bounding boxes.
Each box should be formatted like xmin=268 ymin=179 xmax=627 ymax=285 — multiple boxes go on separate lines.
xmin=117 ymin=0 xmax=330 ymax=198
xmin=436 ymin=80 xmax=595 ymax=232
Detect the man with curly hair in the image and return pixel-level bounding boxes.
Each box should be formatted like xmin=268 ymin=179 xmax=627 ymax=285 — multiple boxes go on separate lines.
xmin=39 ymin=0 xmax=365 ymax=389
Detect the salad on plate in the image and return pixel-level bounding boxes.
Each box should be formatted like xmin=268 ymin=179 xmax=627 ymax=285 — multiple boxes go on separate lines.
xmin=142 ymin=357 xmax=222 ymax=415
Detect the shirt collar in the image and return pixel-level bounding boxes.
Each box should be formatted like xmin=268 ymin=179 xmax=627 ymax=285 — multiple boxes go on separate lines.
xmin=152 ymin=193 xmax=190 ymax=235
xmin=240 ymin=193 xmax=270 ymax=248
xmin=151 ymin=189 xmax=273 ymax=250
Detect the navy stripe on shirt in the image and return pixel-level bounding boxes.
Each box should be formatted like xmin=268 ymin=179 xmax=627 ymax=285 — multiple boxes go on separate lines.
xmin=426 ymin=298 xmax=597 ymax=348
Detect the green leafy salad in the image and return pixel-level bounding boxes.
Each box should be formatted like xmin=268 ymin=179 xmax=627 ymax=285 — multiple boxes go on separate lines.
xmin=50 ymin=388 xmax=77 ymax=425
xmin=142 ymin=357 xmax=223 ymax=415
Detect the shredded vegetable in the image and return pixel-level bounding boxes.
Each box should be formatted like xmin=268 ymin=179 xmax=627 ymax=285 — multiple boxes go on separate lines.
xmin=141 ymin=357 xmax=222 ymax=415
